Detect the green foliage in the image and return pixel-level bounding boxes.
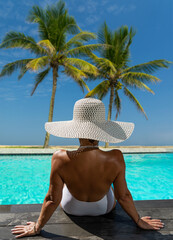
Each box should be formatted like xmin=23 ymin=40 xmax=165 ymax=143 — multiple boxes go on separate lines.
xmin=114 ymin=90 xmax=121 ymax=120
xmin=31 ymin=68 xmax=51 ymax=95
xmin=0 ymin=1 xmax=171 ymax=125
xmin=121 ymin=72 xmax=160 ymax=84
xmin=85 ymin=80 xmax=110 ymax=99
xmin=37 ymin=40 xmax=56 ymax=55
xmin=26 ymin=56 xmax=50 ymax=71
xmin=0 ymin=32 xmax=46 ymax=56
xmin=87 ymin=22 xmax=171 ymax=120
xmin=0 ymin=0 xmax=101 ymax=93
xmin=66 ymin=43 xmax=106 ymax=58
xmin=63 ymin=64 xmax=90 ymax=92
xmin=65 ymin=58 xmax=98 ymax=77
xmin=26 ymin=0 xmax=79 ymax=48
xmin=97 ymin=23 xmax=136 ymax=69
xmin=124 ymin=60 xmax=171 ymax=74
xmin=0 ymin=59 xmax=33 ymax=77
xmin=123 ymin=86 xmax=148 ymax=119
xmin=63 ymin=31 xmax=97 ymax=51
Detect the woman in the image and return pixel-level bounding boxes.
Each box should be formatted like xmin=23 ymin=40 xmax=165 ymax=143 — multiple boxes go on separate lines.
xmin=11 ymin=98 xmax=164 ymax=238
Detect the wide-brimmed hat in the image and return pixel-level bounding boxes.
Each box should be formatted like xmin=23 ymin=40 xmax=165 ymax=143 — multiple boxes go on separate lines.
xmin=45 ymin=97 xmax=134 ymax=143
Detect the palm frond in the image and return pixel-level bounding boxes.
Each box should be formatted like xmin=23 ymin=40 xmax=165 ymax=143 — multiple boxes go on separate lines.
xmin=98 ymin=22 xmax=115 ymax=60
xmin=114 ymin=90 xmax=121 ymax=120
xmin=18 ymin=66 xmax=28 ymax=80
xmin=121 ymin=71 xmax=160 ymax=83
xmin=37 ymin=39 xmax=56 ymax=55
xmin=66 ymin=44 xmax=108 ymax=57
xmin=0 ymin=31 xmax=46 ymax=55
xmin=0 ymin=59 xmax=33 ymax=77
xmin=97 ymin=24 xmax=136 ymax=69
xmin=65 ymin=58 xmax=98 ymax=77
xmin=63 ymin=64 xmax=89 ymax=92
xmin=112 ymin=26 xmax=135 ymax=69
xmin=26 ymin=56 xmax=50 ymax=71
xmin=26 ymin=5 xmax=49 ymax=40
xmin=123 ymin=60 xmax=172 ymax=74
xmin=55 ymin=22 xmax=78 ymax=51
xmin=63 ymin=31 xmax=96 ymax=50
xmin=68 ymin=41 xmax=83 ymax=48
xmin=117 ymin=26 xmax=136 ymax=68
xmin=46 ymin=0 xmax=66 ymax=18
xmin=76 ymin=78 xmax=90 ymax=93
xmin=121 ymin=77 xmax=155 ymax=94
xmin=27 ymin=4 xmax=47 ymax=23
xmin=123 ymin=86 xmax=148 ymax=119
xmin=89 ymin=52 xmax=117 ymax=77
xmin=31 ymin=68 xmax=50 ymax=95
xmin=98 ymin=22 xmax=112 ymax=45
xmin=27 ymin=1 xmax=78 ymax=45
xmin=85 ymin=80 xmax=110 ymax=100
xmin=47 ymin=1 xmax=78 ymax=49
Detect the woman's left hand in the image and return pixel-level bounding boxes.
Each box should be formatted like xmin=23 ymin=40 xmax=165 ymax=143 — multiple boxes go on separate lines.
xmin=11 ymin=221 xmax=40 ymax=238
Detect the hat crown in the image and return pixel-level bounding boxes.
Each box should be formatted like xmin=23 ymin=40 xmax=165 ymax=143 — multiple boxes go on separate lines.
xmin=73 ymin=98 xmax=105 ymax=122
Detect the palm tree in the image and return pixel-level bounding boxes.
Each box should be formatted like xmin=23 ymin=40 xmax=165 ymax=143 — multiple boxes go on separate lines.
xmin=0 ymin=1 xmax=101 ymax=148
xmin=86 ymin=23 xmax=171 ymax=148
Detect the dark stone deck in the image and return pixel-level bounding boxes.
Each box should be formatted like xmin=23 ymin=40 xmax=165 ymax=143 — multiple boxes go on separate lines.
xmin=0 ymin=200 xmax=173 ymax=240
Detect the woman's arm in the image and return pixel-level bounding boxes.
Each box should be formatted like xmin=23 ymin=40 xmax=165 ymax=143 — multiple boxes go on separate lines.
xmin=36 ymin=165 xmax=64 ymax=232
xmin=11 ymin=152 xmax=64 ymax=238
xmin=113 ymin=150 xmax=164 ymax=230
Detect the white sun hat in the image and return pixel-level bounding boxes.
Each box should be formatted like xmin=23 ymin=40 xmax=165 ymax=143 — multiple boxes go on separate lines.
xmin=45 ymin=97 xmax=134 ymax=143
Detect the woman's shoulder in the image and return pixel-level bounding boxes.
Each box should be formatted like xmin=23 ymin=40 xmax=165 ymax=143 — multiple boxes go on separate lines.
xmin=51 ymin=149 xmax=69 ymax=168
xmin=102 ymin=149 xmax=124 ymax=167
xmin=100 ymin=148 xmax=123 ymax=158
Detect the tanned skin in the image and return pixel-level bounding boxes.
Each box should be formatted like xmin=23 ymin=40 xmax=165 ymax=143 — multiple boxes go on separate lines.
xmin=11 ymin=139 xmax=164 ymax=238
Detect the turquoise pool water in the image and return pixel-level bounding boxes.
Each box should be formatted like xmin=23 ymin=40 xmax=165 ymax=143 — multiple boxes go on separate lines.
xmin=0 ymin=153 xmax=173 ymax=205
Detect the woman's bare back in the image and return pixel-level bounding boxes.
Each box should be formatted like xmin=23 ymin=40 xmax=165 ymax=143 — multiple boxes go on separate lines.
xmin=56 ymin=148 xmax=120 ymax=202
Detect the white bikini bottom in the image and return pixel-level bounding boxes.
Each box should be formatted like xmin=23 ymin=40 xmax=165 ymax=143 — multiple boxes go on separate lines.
xmin=60 ymin=185 xmax=115 ymax=216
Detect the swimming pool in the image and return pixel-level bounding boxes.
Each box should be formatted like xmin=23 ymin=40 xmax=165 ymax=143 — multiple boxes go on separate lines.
xmin=0 ymin=153 xmax=172 ymax=205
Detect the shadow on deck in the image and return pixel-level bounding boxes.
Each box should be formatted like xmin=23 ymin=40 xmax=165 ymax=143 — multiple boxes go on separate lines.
xmin=0 ymin=200 xmax=173 ymax=240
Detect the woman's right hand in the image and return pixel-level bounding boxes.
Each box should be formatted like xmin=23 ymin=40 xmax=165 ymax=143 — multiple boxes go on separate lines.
xmin=137 ymin=216 xmax=164 ymax=230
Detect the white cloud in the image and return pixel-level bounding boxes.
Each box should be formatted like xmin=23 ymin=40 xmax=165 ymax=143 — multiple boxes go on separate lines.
xmin=86 ymin=15 xmax=100 ymax=25
xmin=5 ymin=97 xmax=16 ymax=101
xmin=26 ymin=83 xmax=34 ymax=88
xmin=127 ymin=4 xmax=136 ymax=12
xmin=100 ymin=0 xmax=109 ymax=6
xmin=86 ymin=0 xmax=98 ymax=13
xmin=77 ymin=6 xmax=85 ymax=13
xmin=107 ymin=3 xmax=136 ymax=15
xmin=107 ymin=4 xmax=118 ymax=12
xmin=73 ymin=0 xmax=98 ymax=14
xmin=0 ymin=90 xmax=17 ymax=101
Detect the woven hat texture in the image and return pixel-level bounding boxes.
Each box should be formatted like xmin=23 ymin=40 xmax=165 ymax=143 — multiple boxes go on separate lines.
xmin=45 ymin=98 xmax=134 ymax=143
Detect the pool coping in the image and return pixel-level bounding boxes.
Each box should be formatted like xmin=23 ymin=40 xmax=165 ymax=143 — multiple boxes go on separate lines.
xmin=1 ymin=200 xmax=173 ymax=239
xmin=1 ymin=199 xmax=173 ymax=213
xmin=0 ymin=146 xmax=173 ymax=154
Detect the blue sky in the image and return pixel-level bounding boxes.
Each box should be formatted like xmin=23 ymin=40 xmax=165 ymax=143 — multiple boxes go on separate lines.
xmin=0 ymin=0 xmax=173 ymax=146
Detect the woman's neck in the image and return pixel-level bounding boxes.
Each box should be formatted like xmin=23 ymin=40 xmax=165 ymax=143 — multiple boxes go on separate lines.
xmin=79 ymin=138 xmax=99 ymax=147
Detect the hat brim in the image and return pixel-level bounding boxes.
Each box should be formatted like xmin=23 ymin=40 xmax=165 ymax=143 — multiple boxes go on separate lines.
xmin=45 ymin=120 xmax=134 ymax=143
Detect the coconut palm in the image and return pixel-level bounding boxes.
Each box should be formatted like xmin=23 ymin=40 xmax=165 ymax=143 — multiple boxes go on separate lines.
xmin=86 ymin=23 xmax=171 ymax=147
xmin=0 ymin=1 xmax=101 ymax=148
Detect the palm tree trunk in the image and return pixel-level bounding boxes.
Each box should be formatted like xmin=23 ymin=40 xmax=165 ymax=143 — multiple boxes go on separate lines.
xmin=105 ymin=86 xmax=114 ymax=148
xmin=43 ymin=66 xmax=58 ymax=148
